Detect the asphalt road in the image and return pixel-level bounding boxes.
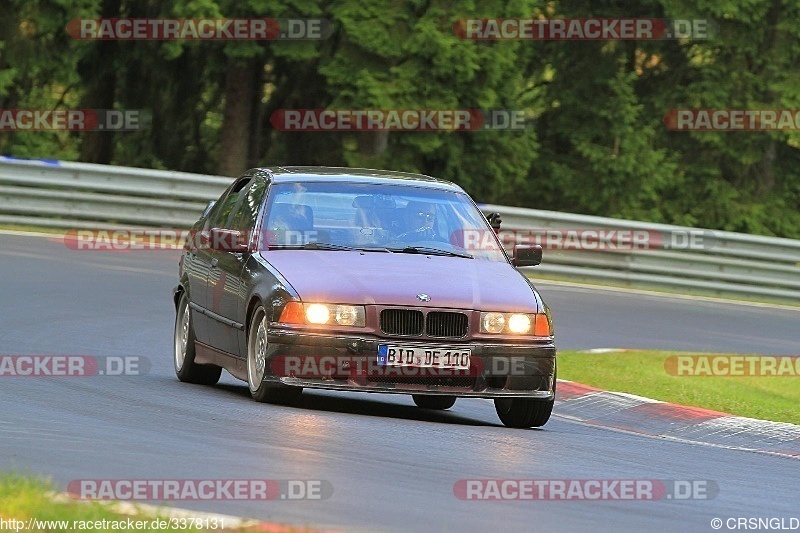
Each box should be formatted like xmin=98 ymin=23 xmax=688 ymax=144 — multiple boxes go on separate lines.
xmin=538 ymin=281 xmax=800 ymax=355
xmin=1 ymin=233 xmax=798 ymax=532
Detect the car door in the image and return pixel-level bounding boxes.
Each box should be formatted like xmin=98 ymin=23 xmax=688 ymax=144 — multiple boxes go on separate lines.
xmin=183 ymin=203 xmax=216 ymax=317
xmin=206 ymin=174 xmax=269 ymax=356
xmin=192 ymin=176 xmax=251 ymax=348
xmin=186 ymin=192 xmax=236 ymax=346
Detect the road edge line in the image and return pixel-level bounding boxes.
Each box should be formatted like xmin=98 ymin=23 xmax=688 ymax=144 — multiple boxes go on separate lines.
xmin=555 ymin=379 xmax=800 ymax=460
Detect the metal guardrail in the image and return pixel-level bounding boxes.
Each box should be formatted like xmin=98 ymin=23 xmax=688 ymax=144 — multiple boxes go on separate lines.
xmin=482 ymin=204 xmax=800 ymax=302
xmin=0 ymin=157 xmax=230 ymax=228
xmin=1 ymin=157 xmax=799 ymax=303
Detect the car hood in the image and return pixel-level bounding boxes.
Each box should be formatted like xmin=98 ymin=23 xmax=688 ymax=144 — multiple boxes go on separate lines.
xmin=260 ymin=250 xmax=540 ymax=311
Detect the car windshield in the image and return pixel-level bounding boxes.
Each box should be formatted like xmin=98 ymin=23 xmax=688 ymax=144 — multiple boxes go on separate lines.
xmin=260 ymin=181 xmax=508 ymax=262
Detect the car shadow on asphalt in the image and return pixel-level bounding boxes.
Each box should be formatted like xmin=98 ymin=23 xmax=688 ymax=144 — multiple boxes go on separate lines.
xmin=211 ymin=382 xmax=499 ymax=427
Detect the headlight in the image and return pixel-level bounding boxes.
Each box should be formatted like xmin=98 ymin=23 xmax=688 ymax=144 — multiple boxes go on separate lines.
xmin=334 ymin=305 xmax=361 ymax=326
xmin=305 ymin=304 xmax=330 ymax=324
xmin=480 ymin=312 xmax=551 ymax=336
xmin=279 ymin=302 xmax=366 ymax=327
xmin=481 ymin=312 xmax=506 ymax=333
xmin=507 ymin=314 xmax=531 ymax=334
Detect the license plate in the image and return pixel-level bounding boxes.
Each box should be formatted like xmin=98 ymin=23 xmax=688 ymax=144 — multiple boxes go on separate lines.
xmin=377 ymin=344 xmax=470 ymax=369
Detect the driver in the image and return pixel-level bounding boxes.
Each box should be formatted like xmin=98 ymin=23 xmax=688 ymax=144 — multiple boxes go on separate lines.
xmin=398 ymin=201 xmax=437 ymax=239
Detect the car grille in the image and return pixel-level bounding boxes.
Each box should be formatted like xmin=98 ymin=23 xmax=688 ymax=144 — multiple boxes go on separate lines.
xmin=426 ymin=312 xmax=469 ymax=338
xmin=380 ymin=309 xmax=424 ymax=336
xmin=379 ymin=309 xmax=469 ymax=338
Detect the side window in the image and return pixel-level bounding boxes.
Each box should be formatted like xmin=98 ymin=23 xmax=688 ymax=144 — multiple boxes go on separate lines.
xmin=229 ymin=178 xmax=268 ymax=232
xmin=205 ymin=177 xmax=252 ymax=230
xmin=202 ymin=197 xmax=226 ymax=232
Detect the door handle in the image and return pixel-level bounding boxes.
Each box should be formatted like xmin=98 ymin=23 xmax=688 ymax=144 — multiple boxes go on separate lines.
xmin=210 ymin=258 xmax=219 ymax=268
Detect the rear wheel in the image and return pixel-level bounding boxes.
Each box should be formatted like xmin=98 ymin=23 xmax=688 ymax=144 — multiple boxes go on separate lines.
xmin=494 ymin=370 xmax=557 ymax=428
xmin=174 ymin=292 xmax=221 ymax=385
xmin=412 ymin=395 xmax=456 ymax=410
xmin=247 ymin=305 xmax=302 ymax=405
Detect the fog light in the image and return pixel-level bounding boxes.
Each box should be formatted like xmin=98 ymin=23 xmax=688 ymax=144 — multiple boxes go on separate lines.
xmin=305 ymin=304 xmax=330 ymax=324
xmin=482 ymin=312 xmax=505 ymax=333
xmin=508 ymin=314 xmax=531 ymax=334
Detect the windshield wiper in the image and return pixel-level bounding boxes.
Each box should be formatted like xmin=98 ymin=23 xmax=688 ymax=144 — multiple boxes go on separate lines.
xmin=388 ymin=246 xmax=473 ymax=259
xmin=356 ymin=246 xmax=393 ymax=253
xmin=268 ymin=243 xmax=397 ymax=253
xmin=268 ymin=242 xmax=355 ymax=251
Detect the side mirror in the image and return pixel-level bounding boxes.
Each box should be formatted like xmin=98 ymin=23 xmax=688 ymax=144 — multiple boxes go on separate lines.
xmin=512 ymin=244 xmax=542 ymax=267
xmin=206 ymin=228 xmax=250 ymax=253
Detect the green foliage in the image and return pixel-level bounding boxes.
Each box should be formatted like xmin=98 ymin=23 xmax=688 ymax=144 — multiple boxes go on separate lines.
xmin=1 ymin=0 xmax=799 ymax=237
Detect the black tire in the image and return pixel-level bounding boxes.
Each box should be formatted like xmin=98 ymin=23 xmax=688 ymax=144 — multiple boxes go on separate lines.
xmin=412 ymin=395 xmax=457 ymax=410
xmin=247 ymin=305 xmax=303 ymax=405
xmin=174 ymin=292 xmax=222 ymax=385
xmin=494 ymin=369 xmax=557 ymax=428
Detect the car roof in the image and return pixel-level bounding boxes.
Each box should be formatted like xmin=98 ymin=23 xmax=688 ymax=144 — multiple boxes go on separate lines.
xmin=248 ymin=166 xmax=465 ymax=192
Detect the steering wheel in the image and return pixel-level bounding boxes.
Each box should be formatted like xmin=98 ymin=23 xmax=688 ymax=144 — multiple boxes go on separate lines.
xmin=393 ymin=227 xmax=438 ymax=242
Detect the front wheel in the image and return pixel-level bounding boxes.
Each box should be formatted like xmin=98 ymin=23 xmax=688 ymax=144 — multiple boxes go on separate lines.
xmin=494 ymin=397 xmax=553 ymax=428
xmin=247 ymin=305 xmax=302 ymax=405
xmin=494 ymin=370 xmax=556 ymax=428
xmin=412 ymin=395 xmax=456 ymax=410
xmin=174 ymin=292 xmax=221 ymax=385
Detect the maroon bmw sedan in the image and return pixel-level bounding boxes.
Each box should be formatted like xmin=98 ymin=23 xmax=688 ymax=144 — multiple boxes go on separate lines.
xmin=173 ymin=167 xmax=556 ymax=428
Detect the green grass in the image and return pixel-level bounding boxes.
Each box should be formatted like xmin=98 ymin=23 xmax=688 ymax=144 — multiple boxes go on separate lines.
xmin=0 ymin=473 xmax=319 ymax=532
xmin=558 ymin=350 xmax=800 ymax=425
xmin=0 ymin=474 xmax=204 ymax=532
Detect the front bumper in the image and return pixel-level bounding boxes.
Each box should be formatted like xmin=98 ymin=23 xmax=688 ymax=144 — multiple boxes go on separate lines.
xmin=264 ymin=329 xmax=556 ymax=399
